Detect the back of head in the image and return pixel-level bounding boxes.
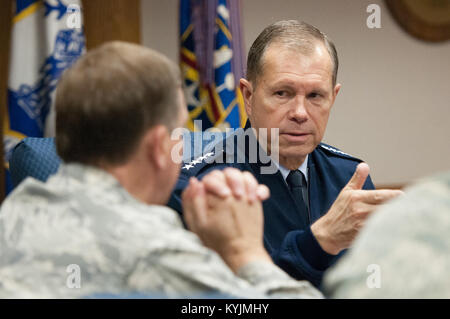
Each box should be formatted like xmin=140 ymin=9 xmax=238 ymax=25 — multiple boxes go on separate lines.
xmin=246 ymin=20 xmax=339 ymax=86
xmin=55 ymin=41 xmax=181 ymax=166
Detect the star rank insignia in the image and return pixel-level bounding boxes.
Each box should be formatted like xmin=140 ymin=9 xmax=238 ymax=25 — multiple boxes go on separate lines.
xmin=320 ymin=144 xmax=350 ymax=157
xmin=183 ymin=152 xmax=214 ymax=170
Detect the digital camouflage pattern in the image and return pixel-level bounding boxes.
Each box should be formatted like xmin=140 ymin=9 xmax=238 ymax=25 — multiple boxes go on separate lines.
xmin=0 ymin=163 xmax=322 ymax=299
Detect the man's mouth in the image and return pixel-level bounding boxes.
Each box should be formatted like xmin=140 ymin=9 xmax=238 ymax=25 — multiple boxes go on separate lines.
xmin=280 ymin=132 xmax=311 ymax=143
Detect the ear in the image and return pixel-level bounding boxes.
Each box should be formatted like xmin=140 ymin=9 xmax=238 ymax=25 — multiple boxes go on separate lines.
xmin=239 ymin=78 xmax=254 ymax=117
xmin=330 ymin=83 xmax=342 ymax=107
xmin=145 ymin=125 xmax=170 ymax=170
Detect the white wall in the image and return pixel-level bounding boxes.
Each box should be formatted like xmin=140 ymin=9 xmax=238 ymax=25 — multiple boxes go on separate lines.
xmin=141 ymin=0 xmax=450 ymax=186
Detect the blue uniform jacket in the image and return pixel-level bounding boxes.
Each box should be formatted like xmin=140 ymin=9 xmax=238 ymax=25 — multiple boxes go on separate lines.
xmin=168 ymin=128 xmax=375 ymax=288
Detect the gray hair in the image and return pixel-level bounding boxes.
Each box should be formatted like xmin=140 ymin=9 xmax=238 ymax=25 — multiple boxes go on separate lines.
xmin=246 ymin=20 xmax=339 ymax=87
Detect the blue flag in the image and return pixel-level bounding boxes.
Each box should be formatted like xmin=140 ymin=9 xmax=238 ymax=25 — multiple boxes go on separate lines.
xmin=180 ymin=0 xmax=247 ymax=131
xmin=4 ymin=0 xmax=85 ymax=194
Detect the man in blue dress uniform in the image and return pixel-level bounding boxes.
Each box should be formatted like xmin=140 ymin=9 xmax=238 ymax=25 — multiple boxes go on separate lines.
xmin=168 ymin=20 xmax=402 ymax=288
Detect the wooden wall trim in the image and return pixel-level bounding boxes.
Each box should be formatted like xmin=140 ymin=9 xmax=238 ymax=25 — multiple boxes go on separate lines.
xmin=0 ymin=0 xmax=13 ymax=202
xmin=82 ymin=0 xmax=141 ymax=49
xmin=375 ymin=184 xmax=407 ymax=190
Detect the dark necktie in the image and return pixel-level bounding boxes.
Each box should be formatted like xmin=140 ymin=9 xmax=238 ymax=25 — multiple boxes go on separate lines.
xmin=286 ymin=170 xmax=310 ymax=224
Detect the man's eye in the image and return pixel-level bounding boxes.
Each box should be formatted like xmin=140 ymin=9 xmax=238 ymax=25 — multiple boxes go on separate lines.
xmin=275 ymin=91 xmax=287 ymax=97
xmin=308 ymin=92 xmax=322 ymax=99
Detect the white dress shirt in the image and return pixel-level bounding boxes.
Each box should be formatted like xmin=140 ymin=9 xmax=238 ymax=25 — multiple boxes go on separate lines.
xmin=273 ymin=155 xmax=309 ymax=184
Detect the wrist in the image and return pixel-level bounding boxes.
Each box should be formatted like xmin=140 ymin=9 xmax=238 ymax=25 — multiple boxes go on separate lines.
xmin=219 ymin=244 xmax=272 ymax=273
xmin=310 ymin=221 xmax=340 ymax=255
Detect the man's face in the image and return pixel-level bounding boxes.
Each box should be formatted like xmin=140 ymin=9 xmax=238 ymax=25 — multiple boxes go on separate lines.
xmin=241 ymin=42 xmax=341 ymax=169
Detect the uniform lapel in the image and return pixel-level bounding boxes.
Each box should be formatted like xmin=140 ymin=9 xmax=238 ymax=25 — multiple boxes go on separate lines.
xmin=237 ymin=127 xmax=309 ymax=249
xmin=307 ymin=149 xmax=338 ymax=224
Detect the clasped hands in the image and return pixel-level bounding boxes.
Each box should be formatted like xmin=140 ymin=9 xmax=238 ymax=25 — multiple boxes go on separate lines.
xmin=182 ymin=168 xmax=272 ymax=272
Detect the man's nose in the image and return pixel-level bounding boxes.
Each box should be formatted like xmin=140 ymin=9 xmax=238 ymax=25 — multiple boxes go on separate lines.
xmin=289 ymin=96 xmax=308 ymax=122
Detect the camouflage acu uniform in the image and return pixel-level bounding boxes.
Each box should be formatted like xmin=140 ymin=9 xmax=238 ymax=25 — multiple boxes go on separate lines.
xmin=0 ymin=163 xmax=322 ymax=299
xmin=324 ymin=171 xmax=450 ymax=298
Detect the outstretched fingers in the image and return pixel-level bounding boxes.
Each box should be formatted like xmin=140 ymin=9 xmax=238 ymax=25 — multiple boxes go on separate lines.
xmin=357 ymin=189 xmax=404 ymax=205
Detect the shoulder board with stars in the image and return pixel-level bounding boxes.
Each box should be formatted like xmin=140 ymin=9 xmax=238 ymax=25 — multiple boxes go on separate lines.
xmin=182 ymin=151 xmax=216 ymax=171
xmin=319 ymin=143 xmax=361 ymax=161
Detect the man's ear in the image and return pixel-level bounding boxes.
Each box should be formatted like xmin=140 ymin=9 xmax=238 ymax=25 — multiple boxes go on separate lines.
xmin=330 ymin=83 xmax=342 ymax=106
xmin=145 ymin=125 xmax=170 ymax=170
xmin=239 ymin=78 xmax=253 ymax=117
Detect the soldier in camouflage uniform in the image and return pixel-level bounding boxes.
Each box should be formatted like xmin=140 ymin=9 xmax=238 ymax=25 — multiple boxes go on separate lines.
xmin=324 ymin=171 xmax=450 ymax=298
xmin=0 ymin=41 xmax=321 ymax=299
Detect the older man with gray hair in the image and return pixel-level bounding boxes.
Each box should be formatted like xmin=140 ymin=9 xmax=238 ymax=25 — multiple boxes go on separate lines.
xmin=169 ymin=20 xmax=403 ymax=288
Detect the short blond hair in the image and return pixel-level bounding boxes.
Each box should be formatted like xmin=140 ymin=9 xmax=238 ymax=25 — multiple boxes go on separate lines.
xmin=55 ymin=41 xmax=181 ymax=165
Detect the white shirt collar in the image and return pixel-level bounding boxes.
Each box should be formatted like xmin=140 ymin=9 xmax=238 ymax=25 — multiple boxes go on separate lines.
xmin=272 ymin=155 xmax=309 ymax=183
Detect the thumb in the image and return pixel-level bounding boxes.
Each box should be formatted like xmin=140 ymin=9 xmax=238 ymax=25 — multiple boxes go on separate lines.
xmin=183 ymin=178 xmax=207 ymax=232
xmin=345 ymin=163 xmax=370 ymax=190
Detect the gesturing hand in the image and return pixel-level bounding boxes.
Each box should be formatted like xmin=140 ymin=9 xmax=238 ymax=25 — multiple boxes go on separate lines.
xmin=311 ymin=163 xmax=403 ymax=255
